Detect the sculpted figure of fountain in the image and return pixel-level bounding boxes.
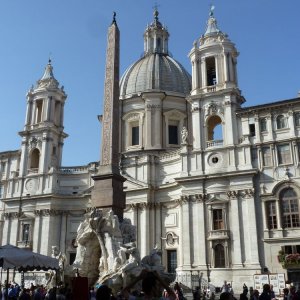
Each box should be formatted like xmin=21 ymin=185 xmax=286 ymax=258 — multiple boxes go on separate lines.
xmin=70 ymin=209 xmax=172 ymax=292
xmin=46 ymin=246 xmax=67 ymax=288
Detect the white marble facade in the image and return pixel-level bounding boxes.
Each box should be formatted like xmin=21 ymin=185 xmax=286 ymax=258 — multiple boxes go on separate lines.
xmin=1 ymin=9 xmax=300 ymax=290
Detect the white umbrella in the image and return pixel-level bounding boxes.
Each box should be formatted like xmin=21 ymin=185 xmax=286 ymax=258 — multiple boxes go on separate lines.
xmin=0 ymin=244 xmax=59 ymax=271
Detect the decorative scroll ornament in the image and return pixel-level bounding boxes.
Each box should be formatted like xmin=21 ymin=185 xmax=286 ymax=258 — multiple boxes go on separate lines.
xmin=204 ymin=101 xmax=224 ymax=117
xmin=162 ymin=231 xmax=179 ymax=247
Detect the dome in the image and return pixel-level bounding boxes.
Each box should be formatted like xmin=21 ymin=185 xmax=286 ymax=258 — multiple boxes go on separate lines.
xmin=120 ymin=53 xmax=191 ymax=98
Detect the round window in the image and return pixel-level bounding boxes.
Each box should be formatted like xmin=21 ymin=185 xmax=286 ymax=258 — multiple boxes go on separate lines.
xmin=212 ymin=157 xmax=219 ymax=164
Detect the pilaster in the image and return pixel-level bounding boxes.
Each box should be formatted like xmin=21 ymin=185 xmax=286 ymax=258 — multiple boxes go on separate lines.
xmin=227 ymin=191 xmax=243 ymax=267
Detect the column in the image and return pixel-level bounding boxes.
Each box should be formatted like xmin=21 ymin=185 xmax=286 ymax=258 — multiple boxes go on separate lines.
xmin=275 ymin=200 xmax=283 ymax=229
xmin=139 ymin=113 xmax=144 ymax=148
xmin=261 ymin=201 xmax=268 ymax=231
xmin=257 ymin=146 xmax=263 ymax=170
xmin=60 ymin=211 xmax=67 ymax=254
xmin=244 ymin=191 xmax=260 ymax=265
xmin=224 ymin=102 xmax=234 ymax=146
xmin=41 ymin=134 xmax=50 ymax=174
xmin=180 ymin=199 xmax=191 ymax=268
xmin=154 ymin=105 xmax=161 ymax=148
xmin=19 ymin=138 xmax=28 ymax=176
xmin=139 ymin=203 xmax=150 ymax=258
xmin=46 ymin=96 xmax=52 ymax=121
xmin=31 ymin=101 xmax=37 ymax=125
xmin=267 ymin=115 xmax=274 ymax=140
xmin=288 ymin=110 xmax=295 ymax=137
xmin=25 ymin=99 xmax=32 ymax=126
xmin=271 ymin=144 xmax=277 ymax=166
xmin=60 ymin=102 xmax=65 ymax=127
xmin=192 ymin=200 xmax=201 ymax=267
xmin=154 ymin=203 xmax=162 ymax=248
xmin=228 ymin=192 xmax=243 ymax=267
xmin=214 ymin=56 xmax=219 ymax=85
xmin=254 ymin=115 xmax=261 ymax=143
xmin=2 ymin=214 xmax=11 ymax=245
xmin=33 ymin=210 xmax=43 ymax=253
xmin=196 ymin=60 xmax=201 ymax=89
xmin=192 ymin=61 xmax=196 ymax=90
xmin=198 ymin=198 xmax=207 ymax=268
xmin=145 ymin=103 xmax=152 ymax=148
xmin=201 ymin=58 xmax=207 ymax=87
xmin=228 ymin=54 xmax=234 ymax=82
xmin=223 ymin=53 xmax=229 ymax=82
xmin=125 ymin=121 xmax=130 ymax=149
xmin=292 ymin=141 xmax=299 ymax=165
xmin=191 ymin=105 xmax=201 ymax=149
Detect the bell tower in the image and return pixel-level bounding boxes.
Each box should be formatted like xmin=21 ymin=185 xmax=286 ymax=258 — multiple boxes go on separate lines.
xmin=189 ymin=6 xmax=240 ymax=96
xmin=18 ymin=60 xmax=68 ymax=180
xmin=188 ymin=7 xmax=245 ymax=155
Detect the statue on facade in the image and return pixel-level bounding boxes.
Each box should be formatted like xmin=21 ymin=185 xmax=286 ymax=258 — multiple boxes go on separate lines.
xmin=181 ymin=126 xmax=188 ymax=144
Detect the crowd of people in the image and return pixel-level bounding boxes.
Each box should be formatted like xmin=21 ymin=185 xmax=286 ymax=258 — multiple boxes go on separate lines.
xmin=0 ymin=282 xmax=72 ymax=300
xmin=0 ymin=274 xmax=299 ymax=300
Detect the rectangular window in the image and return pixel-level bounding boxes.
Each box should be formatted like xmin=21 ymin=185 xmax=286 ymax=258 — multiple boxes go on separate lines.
xmin=282 ymin=199 xmax=300 ymax=228
xmin=0 ymin=185 xmax=3 ymax=198
xmin=267 ymin=201 xmax=277 ymax=229
xmin=260 ymin=118 xmax=267 ymax=132
xmin=168 ymin=125 xmax=178 ymax=145
xmin=295 ymin=112 xmax=300 ymax=126
xmin=167 ymin=250 xmax=177 ymax=274
xmin=213 ymin=209 xmax=224 ymax=230
xmin=283 ymin=245 xmax=300 ymax=254
xmin=131 ymin=126 xmax=139 ymax=146
xmin=262 ymin=147 xmax=272 ymax=166
xmin=0 ymin=162 xmax=5 ymax=172
xmin=284 ymin=245 xmax=293 ymax=254
xmin=22 ymin=224 xmax=30 ymax=242
xmin=249 ymin=124 xmax=256 ymax=137
xmin=251 ymin=148 xmax=258 ymax=161
xmin=277 ymin=144 xmax=291 ymax=165
xmin=69 ymin=253 xmax=76 ymax=265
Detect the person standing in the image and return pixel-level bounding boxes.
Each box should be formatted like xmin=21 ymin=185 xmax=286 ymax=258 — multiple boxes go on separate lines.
xmin=258 ymin=284 xmax=271 ymax=300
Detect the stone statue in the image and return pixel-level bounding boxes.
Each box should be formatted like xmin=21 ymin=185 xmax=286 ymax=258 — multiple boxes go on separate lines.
xmin=141 ymin=244 xmax=163 ymax=272
xmin=51 ymin=246 xmax=67 ymax=283
xmin=45 ymin=246 xmax=67 ymax=287
xmin=69 ymin=209 xmax=171 ymax=293
xmin=118 ymin=242 xmax=142 ymax=286
xmin=181 ymin=126 xmax=188 ymax=144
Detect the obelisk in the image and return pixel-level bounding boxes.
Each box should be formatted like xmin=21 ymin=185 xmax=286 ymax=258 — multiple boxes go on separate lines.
xmin=91 ymin=12 xmax=125 ymax=219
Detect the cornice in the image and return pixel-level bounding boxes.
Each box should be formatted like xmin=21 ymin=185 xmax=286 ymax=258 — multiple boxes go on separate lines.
xmin=175 ymin=169 xmax=258 ymax=183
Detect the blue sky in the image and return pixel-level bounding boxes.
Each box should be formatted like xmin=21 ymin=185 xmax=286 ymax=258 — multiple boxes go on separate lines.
xmin=0 ymin=1 xmax=299 ymax=166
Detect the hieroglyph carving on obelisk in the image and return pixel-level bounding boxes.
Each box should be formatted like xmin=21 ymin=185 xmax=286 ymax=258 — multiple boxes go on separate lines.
xmin=100 ymin=13 xmax=120 ymax=172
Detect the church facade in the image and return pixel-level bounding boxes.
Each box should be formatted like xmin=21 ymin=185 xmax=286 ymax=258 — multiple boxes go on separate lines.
xmin=1 ymin=9 xmax=300 ymax=289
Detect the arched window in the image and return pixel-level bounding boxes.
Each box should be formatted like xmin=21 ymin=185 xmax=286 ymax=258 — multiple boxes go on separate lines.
xmin=207 ymin=116 xmax=223 ymax=147
xmin=280 ymin=188 xmax=300 ymax=228
xmin=54 ymin=101 xmax=60 ymax=126
xmin=214 ymin=244 xmax=225 ymax=268
xmin=206 ymin=57 xmax=217 ymax=86
xmin=276 ymin=115 xmax=287 ymax=129
xmin=35 ymin=100 xmax=43 ymax=123
xmin=30 ymin=148 xmax=40 ymax=170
